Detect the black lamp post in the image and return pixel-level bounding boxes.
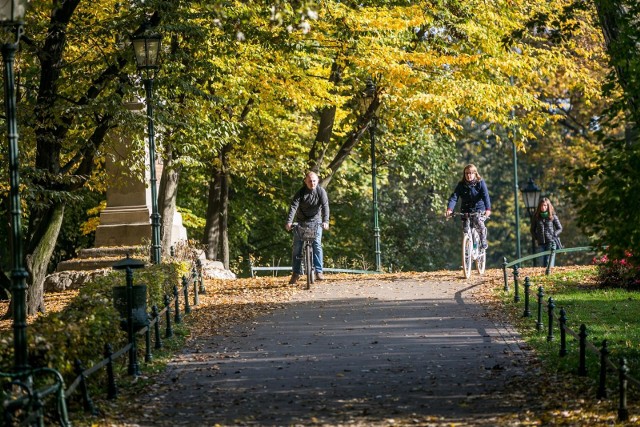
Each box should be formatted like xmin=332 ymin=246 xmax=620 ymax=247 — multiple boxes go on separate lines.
xmin=521 ymin=178 xmax=542 ymax=263
xmin=1 ymin=0 xmax=29 ymax=373
xmin=131 ymin=28 xmax=162 ymax=264
xmin=360 ymin=79 xmax=382 ymax=272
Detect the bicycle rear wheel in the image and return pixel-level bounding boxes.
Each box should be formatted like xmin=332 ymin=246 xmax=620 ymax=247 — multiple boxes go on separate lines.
xmin=462 ymin=233 xmax=473 ymax=279
xmin=304 ymin=242 xmax=314 ymax=290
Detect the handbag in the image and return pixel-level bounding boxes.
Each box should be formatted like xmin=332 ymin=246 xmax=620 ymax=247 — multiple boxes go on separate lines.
xmin=553 ymin=236 xmax=563 ymax=249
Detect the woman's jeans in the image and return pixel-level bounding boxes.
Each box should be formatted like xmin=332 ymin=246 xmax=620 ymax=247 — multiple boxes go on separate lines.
xmin=537 ymin=243 xmax=556 ymax=268
xmin=292 ymin=224 xmax=323 ymax=275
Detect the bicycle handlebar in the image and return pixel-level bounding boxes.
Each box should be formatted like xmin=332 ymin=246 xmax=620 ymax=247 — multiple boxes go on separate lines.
xmin=446 ymin=212 xmax=486 ymax=219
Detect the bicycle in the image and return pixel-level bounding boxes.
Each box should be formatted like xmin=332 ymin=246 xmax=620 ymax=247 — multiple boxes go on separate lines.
xmin=292 ymin=222 xmax=319 ymax=289
xmin=448 ymin=212 xmax=486 ymax=279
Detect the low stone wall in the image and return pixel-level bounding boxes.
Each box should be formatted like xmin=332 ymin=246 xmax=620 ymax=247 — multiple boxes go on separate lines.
xmin=45 ymin=258 xmax=236 ymax=292
xmin=44 ymin=269 xmax=111 ymax=292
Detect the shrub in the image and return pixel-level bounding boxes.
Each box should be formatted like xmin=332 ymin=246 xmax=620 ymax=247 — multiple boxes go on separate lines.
xmin=593 ymin=250 xmax=640 ymax=289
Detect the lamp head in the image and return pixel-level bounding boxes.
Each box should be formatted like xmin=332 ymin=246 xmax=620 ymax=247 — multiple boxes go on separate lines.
xmin=358 ymin=78 xmax=376 ymax=114
xmin=0 ymin=0 xmax=29 ymax=44
xmin=0 ymin=0 xmax=28 ymax=24
xmin=521 ymin=178 xmax=542 ymax=212
xmin=131 ymin=24 xmax=161 ymax=78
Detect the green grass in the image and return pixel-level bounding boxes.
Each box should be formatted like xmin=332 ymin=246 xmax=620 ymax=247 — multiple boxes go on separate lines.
xmin=501 ymin=266 xmax=640 ymax=392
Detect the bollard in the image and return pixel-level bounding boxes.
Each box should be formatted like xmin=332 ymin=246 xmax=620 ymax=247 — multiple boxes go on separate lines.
xmin=618 ymin=357 xmax=629 ymax=421
xmin=183 ymin=276 xmax=191 ymax=314
xmin=112 ymin=256 xmax=146 ymax=377
xmin=536 ymin=286 xmax=544 ymax=332
xmin=164 ymin=294 xmax=173 ymax=338
xmin=597 ymin=340 xmax=609 ymax=399
xmin=559 ymin=307 xmax=567 ymax=357
xmin=105 ymin=344 xmax=117 ymax=400
xmin=75 ymin=359 xmax=97 ymax=415
xmin=152 ymin=305 xmax=162 ymax=349
xmin=523 ymin=277 xmax=531 ymax=317
xmin=503 ymin=257 xmax=509 ymax=291
xmin=578 ymin=324 xmax=588 ymax=376
xmin=547 ymin=297 xmax=555 ymax=342
xmin=513 ymin=265 xmax=520 ymax=303
xmin=174 ymin=285 xmax=182 ymax=324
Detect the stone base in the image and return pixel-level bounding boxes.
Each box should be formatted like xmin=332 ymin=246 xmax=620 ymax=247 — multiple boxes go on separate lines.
xmin=56 ymin=246 xmax=147 ymax=272
xmin=44 ymin=269 xmax=112 ymax=292
xmin=46 ymin=248 xmax=236 ymax=293
xmin=201 ymin=259 xmax=236 ymax=280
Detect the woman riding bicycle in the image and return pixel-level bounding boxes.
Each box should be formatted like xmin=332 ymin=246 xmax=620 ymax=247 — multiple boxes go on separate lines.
xmin=445 ymin=164 xmax=492 ymax=250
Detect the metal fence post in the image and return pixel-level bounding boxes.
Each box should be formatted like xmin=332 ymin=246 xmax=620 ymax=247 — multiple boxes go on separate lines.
xmin=152 ymin=305 xmax=162 ymax=349
xmin=145 ymin=324 xmax=152 ymax=363
xmin=192 ymin=266 xmax=199 ymax=306
xmin=503 ymin=257 xmax=509 ymax=291
xmin=559 ymin=307 xmax=567 ymax=357
xmin=197 ymin=259 xmax=206 ymax=294
xmin=104 ymin=344 xmax=117 ymax=400
xmin=74 ymin=359 xmax=97 ymax=415
xmin=174 ymin=285 xmax=182 ymax=324
xmin=164 ymin=294 xmax=173 ymax=338
xmin=547 ymin=297 xmax=555 ymax=342
xmin=618 ymin=357 xmax=629 ymax=421
xmin=536 ymin=286 xmax=544 ymax=332
xmin=578 ymin=324 xmax=588 ymax=376
xmin=523 ymin=277 xmax=531 ymax=317
xmin=183 ymin=276 xmax=191 ymax=314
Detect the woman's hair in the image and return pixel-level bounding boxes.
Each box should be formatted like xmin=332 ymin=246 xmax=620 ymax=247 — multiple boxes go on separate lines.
xmin=461 ymin=164 xmax=482 ymax=182
xmin=533 ymin=197 xmax=556 ymax=219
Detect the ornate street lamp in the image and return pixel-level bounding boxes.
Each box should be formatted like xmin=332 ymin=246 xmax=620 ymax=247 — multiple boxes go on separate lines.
xmin=359 ymin=78 xmax=381 ymax=271
xmin=521 ymin=178 xmax=542 ymax=264
xmin=521 ymin=178 xmax=542 ymax=219
xmin=1 ymin=0 xmax=30 ymax=373
xmin=131 ymin=27 xmax=162 ymax=264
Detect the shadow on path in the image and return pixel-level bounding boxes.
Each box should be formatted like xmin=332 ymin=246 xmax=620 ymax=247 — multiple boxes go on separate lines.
xmin=130 ymin=277 xmax=536 ymax=426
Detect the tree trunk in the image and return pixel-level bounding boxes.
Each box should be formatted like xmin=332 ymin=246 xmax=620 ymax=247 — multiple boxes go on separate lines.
xmin=594 ymin=0 xmax=640 ymax=122
xmin=202 ymin=163 xmax=223 ymax=260
xmin=220 ymin=148 xmax=230 ymax=269
xmin=25 ymin=203 xmax=65 ymax=315
xmin=309 ymin=60 xmax=343 ymax=172
xmin=158 ymin=154 xmax=182 ymax=255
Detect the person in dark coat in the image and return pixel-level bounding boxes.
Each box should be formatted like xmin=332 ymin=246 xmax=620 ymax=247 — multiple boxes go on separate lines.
xmin=530 ymin=197 xmax=563 ymax=267
xmin=446 ymin=164 xmax=492 ymax=249
xmin=285 ymin=171 xmax=330 ymax=284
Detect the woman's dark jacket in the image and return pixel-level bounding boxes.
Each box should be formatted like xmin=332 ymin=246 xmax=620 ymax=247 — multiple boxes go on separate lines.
xmin=447 ymin=179 xmax=491 ymax=213
xmin=530 ymin=214 xmax=562 ymax=246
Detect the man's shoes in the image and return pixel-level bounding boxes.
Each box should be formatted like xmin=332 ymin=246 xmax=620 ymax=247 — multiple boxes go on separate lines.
xmin=316 ymin=272 xmax=324 ymax=281
xmin=289 ymin=273 xmax=300 ymax=285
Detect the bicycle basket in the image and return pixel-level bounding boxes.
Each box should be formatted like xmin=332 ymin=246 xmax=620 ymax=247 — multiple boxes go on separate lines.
xmin=296 ymin=223 xmax=318 ymax=240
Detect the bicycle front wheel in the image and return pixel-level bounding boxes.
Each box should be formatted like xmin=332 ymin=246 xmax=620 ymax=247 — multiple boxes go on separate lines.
xmin=305 ymin=242 xmax=314 ymax=290
xmin=462 ymin=233 xmax=473 ymax=279
xmin=476 ymin=247 xmax=486 ymax=275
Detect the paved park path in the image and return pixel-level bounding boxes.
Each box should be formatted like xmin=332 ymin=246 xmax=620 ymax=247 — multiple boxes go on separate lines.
xmin=127 ymin=274 xmax=539 ymax=426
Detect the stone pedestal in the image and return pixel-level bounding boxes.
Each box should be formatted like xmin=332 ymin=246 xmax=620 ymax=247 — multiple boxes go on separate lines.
xmin=57 ymin=101 xmax=187 ymax=273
